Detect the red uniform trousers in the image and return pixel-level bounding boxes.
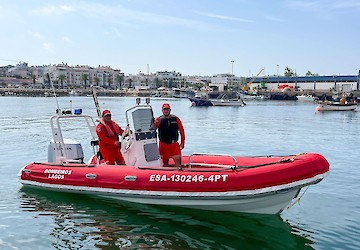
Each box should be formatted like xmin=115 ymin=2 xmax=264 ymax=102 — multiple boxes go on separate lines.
xmin=99 ymin=146 xmax=125 ymax=165
xmin=158 ymin=141 xmax=181 ymax=161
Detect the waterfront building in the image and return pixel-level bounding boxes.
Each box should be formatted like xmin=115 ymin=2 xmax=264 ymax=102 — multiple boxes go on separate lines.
xmin=155 ymin=71 xmax=185 ymax=88
xmin=125 ymin=73 xmax=152 ymax=90
xmin=246 ymin=72 xmax=360 ymax=92
xmin=210 ymin=73 xmax=244 ymax=91
xmin=184 ymin=76 xmax=211 ymax=89
xmin=41 ymin=64 xmax=124 ymax=90
xmin=2 ymin=61 xmax=359 ymax=94
xmin=0 ymin=65 xmax=14 ymax=77
xmin=6 ymin=62 xmax=30 ymax=78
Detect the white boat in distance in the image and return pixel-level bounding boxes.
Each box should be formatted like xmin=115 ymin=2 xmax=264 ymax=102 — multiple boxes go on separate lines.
xmin=239 ymin=91 xmax=267 ymax=100
xmin=210 ymin=93 xmax=246 ymax=106
xmin=296 ymin=94 xmax=317 ymax=102
xmin=316 ymin=101 xmax=357 ymax=111
xmin=172 ymin=88 xmax=195 ymax=98
xmin=211 ymin=98 xmax=246 ymax=106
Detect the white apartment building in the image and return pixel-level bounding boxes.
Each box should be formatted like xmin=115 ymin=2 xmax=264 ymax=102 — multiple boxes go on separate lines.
xmin=210 ymin=74 xmax=244 ymax=91
xmin=42 ymin=64 xmax=124 ymax=89
xmin=6 ymin=62 xmax=30 ymax=78
xmin=156 ymin=71 xmax=185 ymax=88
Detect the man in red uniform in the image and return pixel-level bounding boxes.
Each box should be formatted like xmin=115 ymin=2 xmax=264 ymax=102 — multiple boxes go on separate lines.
xmin=96 ymin=109 xmax=125 ymax=165
xmin=155 ymin=103 xmax=185 ymax=167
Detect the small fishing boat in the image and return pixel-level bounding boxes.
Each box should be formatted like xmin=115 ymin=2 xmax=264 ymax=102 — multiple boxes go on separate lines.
xmin=188 ymin=91 xmax=214 ymax=106
xmin=189 ymin=92 xmax=246 ymax=107
xmin=172 ymin=87 xmax=195 ymax=98
xmin=19 ymin=97 xmax=330 ymax=215
xmin=239 ymin=91 xmax=268 ymax=101
xmin=210 ymin=99 xmax=245 ymax=106
xmin=296 ymin=94 xmax=317 ymax=102
xmin=188 ymin=96 xmax=213 ymax=106
xmin=210 ymin=93 xmax=246 ymax=106
xmin=316 ymin=101 xmax=357 ymax=111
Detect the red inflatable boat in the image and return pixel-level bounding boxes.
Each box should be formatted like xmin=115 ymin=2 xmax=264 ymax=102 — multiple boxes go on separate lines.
xmin=19 ymin=98 xmax=330 ymax=214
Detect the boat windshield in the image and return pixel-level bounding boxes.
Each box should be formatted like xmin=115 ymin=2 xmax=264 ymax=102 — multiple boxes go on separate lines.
xmin=131 ymin=108 xmax=155 ymax=132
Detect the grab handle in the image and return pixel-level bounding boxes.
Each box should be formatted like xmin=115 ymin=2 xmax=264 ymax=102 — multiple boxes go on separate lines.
xmin=86 ymin=173 xmax=97 ymax=179
xmin=188 ymin=153 xmax=238 ymax=168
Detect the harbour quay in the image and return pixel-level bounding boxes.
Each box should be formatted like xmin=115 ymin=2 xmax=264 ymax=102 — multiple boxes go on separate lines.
xmin=0 ymin=87 xmax=356 ymax=101
xmin=0 ymin=86 xmax=135 ymax=96
xmin=245 ymin=74 xmax=360 ymax=94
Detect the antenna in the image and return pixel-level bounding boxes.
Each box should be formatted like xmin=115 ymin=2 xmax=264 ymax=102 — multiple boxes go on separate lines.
xmin=91 ymin=85 xmax=101 ymax=118
xmin=49 ymin=77 xmax=61 ymax=114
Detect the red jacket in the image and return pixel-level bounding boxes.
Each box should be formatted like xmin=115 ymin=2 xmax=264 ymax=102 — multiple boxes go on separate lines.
xmin=96 ymin=120 xmax=124 ymax=149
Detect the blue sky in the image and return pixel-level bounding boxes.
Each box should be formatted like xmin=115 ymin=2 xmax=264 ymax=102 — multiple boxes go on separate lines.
xmin=0 ymin=0 xmax=359 ymax=76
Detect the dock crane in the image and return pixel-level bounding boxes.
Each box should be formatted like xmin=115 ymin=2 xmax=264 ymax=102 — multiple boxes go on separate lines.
xmin=242 ymin=68 xmax=264 ymax=91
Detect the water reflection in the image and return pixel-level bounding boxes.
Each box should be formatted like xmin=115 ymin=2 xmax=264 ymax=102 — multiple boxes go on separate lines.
xmin=314 ymin=109 xmax=359 ymax=122
xmin=19 ymin=187 xmax=314 ymax=249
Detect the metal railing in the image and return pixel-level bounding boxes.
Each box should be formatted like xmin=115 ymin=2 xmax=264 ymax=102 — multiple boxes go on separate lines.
xmin=187 ymin=153 xmax=238 ymax=169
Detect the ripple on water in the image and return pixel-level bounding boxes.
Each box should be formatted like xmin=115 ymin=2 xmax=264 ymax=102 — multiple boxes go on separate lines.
xmin=1 ymin=97 xmax=359 ymax=249
xmin=11 ymin=188 xmax=317 ymax=249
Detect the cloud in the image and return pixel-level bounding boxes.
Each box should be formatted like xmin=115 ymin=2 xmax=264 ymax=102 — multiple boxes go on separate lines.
xmin=43 ymin=42 xmax=55 ymax=53
xmin=104 ymin=27 xmax=123 ymax=38
xmin=286 ymin=0 xmax=360 ymax=11
xmin=286 ymin=1 xmax=319 ymax=9
xmin=72 ymin=2 xmax=223 ymax=31
xmin=194 ymin=11 xmax=254 ymax=23
xmin=30 ymin=4 xmax=76 ymax=15
xmin=61 ymin=36 xmax=72 ymax=43
xmin=29 ymin=31 xmax=42 ymax=39
xmin=265 ymin=16 xmax=284 ymax=22
xmin=28 ymin=2 xmax=208 ymax=30
xmin=27 ymin=2 xmax=227 ymax=34
xmin=61 ymin=5 xmax=76 ymax=12
xmin=331 ymin=1 xmax=360 ymax=9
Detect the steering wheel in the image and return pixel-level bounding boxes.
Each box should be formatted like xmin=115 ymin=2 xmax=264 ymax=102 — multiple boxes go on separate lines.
xmin=121 ymin=126 xmax=133 ymax=152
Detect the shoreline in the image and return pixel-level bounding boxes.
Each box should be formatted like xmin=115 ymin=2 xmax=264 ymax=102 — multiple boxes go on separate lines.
xmin=0 ymin=87 xmax=341 ymax=99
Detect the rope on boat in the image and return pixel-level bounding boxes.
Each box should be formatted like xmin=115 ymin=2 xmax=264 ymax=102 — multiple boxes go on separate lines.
xmin=240 ymin=153 xmax=305 ymax=158
xmin=137 ymin=157 xmax=298 ymax=172
xmin=137 ymin=166 xmax=183 ymax=171
xmin=33 ymin=154 xmax=302 ymax=171
xmin=285 ymin=185 xmax=310 ymax=210
xmin=34 ymin=162 xmax=96 ymax=168
xmin=233 ymin=157 xmax=295 ymax=171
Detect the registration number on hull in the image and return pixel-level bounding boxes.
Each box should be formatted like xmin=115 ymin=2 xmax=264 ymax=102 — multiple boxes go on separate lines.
xmin=149 ymin=174 xmax=228 ymax=183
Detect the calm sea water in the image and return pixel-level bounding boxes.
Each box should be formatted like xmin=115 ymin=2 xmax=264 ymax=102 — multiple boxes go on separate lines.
xmin=0 ymin=96 xmax=359 ymax=250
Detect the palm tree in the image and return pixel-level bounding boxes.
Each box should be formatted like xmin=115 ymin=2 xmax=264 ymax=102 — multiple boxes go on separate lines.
xmin=116 ymin=74 xmax=124 ymax=90
xmin=284 ymin=67 xmax=296 ymax=77
xmin=126 ymin=78 xmax=133 ymax=88
xmin=107 ymin=75 xmax=113 ymax=89
xmin=94 ymin=77 xmax=100 ymax=86
xmin=59 ymin=74 xmax=66 ymax=89
xmin=81 ymin=73 xmax=89 ymax=89
xmin=45 ymin=73 xmax=51 ymax=89
xmin=168 ymin=78 xmax=174 ymax=88
xmin=31 ymin=74 xmax=37 ymax=88
xmin=154 ymin=77 xmax=163 ymax=89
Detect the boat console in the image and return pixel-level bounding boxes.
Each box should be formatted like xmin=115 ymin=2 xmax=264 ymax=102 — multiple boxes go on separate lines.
xmin=46 ymin=95 xmax=161 ymax=166
xmin=121 ymin=98 xmax=160 ymax=167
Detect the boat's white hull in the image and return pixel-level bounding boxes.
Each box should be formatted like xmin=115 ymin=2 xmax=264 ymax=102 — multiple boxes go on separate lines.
xmin=296 ymin=95 xmax=316 ymax=101
xmin=20 ymin=173 xmax=326 ymax=214
xmin=316 ymin=103 xmax=357 ymax=111
xmin=109 ymin=187 xmax=301 ymax=214
xmin=210 ymin=99 xmax=245 ymax=106
xmin=241 ymin=95 xmax=266 ymax=100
